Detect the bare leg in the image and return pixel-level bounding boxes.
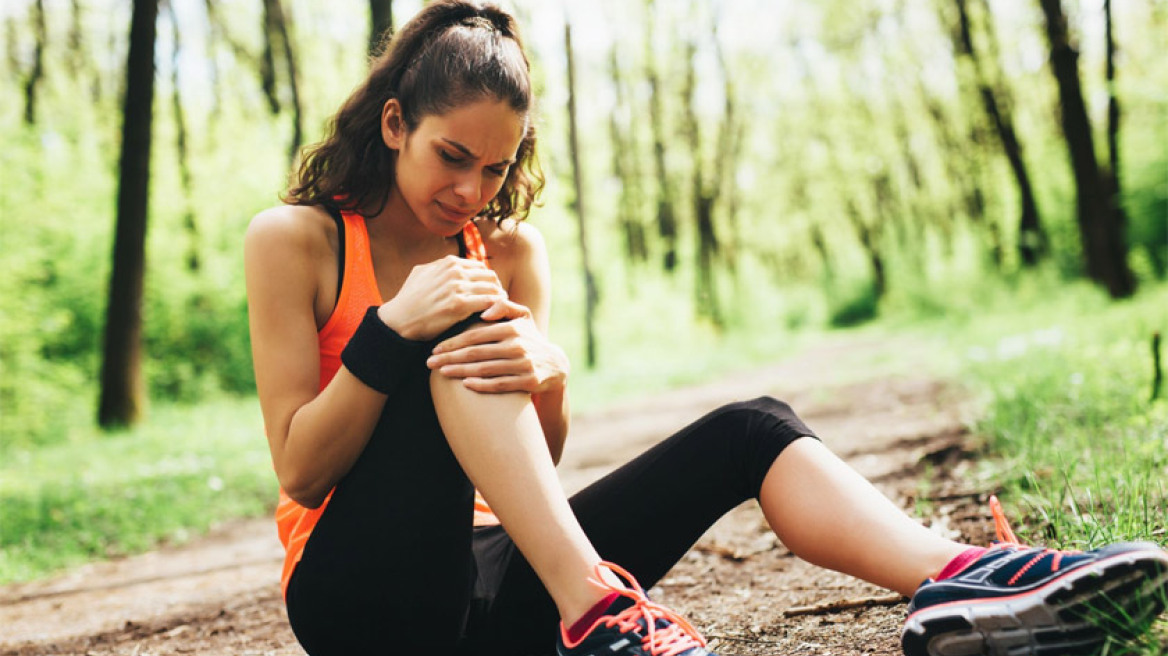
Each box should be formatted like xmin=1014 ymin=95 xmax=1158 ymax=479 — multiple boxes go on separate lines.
xmin=430 ymin=372 xmax=610 ymax=625
xmin=759 ymin=437 xmax=969 ymax=597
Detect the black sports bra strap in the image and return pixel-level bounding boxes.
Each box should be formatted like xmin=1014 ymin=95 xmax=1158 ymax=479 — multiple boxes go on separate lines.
xmin=456 ymin=229 xmax=468 ymax=258
xmin=323 ymin=204 xmax=346 ymax=302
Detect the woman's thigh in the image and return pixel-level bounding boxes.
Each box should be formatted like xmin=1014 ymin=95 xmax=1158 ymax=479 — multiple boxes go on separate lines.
xmin=286 ymin=376 xmax=479 ymax=655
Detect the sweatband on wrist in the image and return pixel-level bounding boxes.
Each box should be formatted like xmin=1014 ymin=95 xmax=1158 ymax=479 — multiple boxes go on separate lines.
xmin=341 ymin=307 xmax=432 ymax=396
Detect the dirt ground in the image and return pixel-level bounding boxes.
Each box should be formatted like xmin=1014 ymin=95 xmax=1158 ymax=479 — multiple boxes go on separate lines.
xmin=0 ymin=336 xmax=1000 ymax=656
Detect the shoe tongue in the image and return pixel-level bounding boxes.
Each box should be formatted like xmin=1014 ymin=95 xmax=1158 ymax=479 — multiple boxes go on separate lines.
xmin=606 ymin=593 xmax=636 ymax=617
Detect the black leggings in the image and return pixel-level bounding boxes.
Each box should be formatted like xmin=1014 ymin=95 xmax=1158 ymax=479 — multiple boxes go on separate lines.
xmin=285 ymin=365 xmax=816 ymax=656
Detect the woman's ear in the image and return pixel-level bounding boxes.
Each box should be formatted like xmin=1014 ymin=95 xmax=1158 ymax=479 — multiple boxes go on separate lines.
xmin=381 ymin=98 xmax=406 ymax=150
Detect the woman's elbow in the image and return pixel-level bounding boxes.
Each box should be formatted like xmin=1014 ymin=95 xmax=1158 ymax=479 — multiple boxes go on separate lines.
xmin=278 ymin=466 xmax=330 ymax=509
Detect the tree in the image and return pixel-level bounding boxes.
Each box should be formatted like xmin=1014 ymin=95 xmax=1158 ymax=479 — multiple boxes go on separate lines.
xmin=98 ymin=0 xmax=160 ymax=428
xmin=164 ymin=0 xmax=200 ymax=271
xmin=680 ymin=33 xmax=723 ymax=326
xmin=606 ymin=43 xmax=648 ymax=266
xmin=644 ymin=0 xmax=679 ymax=272
xmin=950 ymin=0 xmax=1045 ymax=266
xmin=370 ymin=0 xmax=394 ymax=57
xmin=260 ymin=0 xmax=303 ymax=164
xmin=1037 ymin=0 xmax=1135 ymax=298
xmin=564 ymin=18 xmax=598 ymax=368
xmin=23 ymin=0 xmax=46 ymax=125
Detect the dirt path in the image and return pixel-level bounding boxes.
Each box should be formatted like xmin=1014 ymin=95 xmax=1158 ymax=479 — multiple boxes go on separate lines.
xmin=0 ymin=336 xmax=996 ymax=656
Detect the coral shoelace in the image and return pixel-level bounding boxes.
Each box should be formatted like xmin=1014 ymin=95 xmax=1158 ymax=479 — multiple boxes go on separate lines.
xmin=989 ymin=495 xmax=1081 ymax=585
xmin=588 ymin=562 xmax=707 ymax=656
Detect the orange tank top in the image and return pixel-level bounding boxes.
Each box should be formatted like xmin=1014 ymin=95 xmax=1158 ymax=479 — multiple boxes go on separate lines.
xmin=274 ymin=210 xmax=497 ymax=598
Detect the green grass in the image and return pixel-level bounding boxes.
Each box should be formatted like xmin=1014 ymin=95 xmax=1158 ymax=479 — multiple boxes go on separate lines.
xmin=891 ymin=276 xmax=1168 ymax=654
xmin=0 ymin=397 xmax=274 ymax=583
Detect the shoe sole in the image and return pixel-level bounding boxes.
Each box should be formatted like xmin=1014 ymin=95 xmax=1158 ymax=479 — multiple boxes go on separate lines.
xmin=901 ymin=547 xmax=1168 ymax=656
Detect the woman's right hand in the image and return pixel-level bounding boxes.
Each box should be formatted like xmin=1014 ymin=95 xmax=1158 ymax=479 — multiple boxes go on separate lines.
xmin=377 ymin=255 xmax=507 ymax=341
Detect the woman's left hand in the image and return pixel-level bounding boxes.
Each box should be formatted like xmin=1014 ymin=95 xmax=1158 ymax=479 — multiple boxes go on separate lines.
xmin=426 ymin=300 xmax=569 ymax=395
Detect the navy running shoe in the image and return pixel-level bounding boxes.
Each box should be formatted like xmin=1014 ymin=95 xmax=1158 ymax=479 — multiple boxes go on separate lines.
xmin=557 ymin=562 xmax=717 ymax=656
xmin=902 ymin=496 xmax=1168 ymax=656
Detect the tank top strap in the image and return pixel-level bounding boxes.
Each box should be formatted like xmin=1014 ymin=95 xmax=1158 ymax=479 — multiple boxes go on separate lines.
xmin=461 ymin=221 xmax=488 ymax=264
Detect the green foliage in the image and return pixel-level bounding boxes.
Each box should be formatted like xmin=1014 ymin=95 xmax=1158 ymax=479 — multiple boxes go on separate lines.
xmin=827 ymin=281 xmax=880 ymax=328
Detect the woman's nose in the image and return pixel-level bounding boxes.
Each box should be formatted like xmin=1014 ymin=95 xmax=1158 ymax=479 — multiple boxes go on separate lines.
xmin=453 ymin=171 xmax=482 ymax=204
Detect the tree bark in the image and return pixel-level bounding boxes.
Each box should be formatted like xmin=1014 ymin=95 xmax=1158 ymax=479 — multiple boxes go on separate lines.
xmin=1038 ymin=0 xmax=1135 ymax=298
xmin=99 ymin=0 xmax=159 ymax=428
xmin=23 ymin=0 xmax=46 ymax=125
xmin=564 ymin=20 xmax=598 ymax=368
xmin=954 ymin=0 xmax=1044 ymax=265
xmin=369 ymin=0 xmax=394 ymax=58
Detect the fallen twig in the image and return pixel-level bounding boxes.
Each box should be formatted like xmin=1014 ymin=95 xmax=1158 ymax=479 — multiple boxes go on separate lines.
xmin=782 ymin=593 xmax=906 ymax=617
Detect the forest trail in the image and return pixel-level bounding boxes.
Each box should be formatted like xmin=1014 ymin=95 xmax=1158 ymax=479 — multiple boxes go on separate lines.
xmin=0 ymin=335 xmax=996 ymax=656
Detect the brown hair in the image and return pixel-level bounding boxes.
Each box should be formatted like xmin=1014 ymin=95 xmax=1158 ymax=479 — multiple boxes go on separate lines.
xmin=284 ymin=0 xmax=543 ymax=222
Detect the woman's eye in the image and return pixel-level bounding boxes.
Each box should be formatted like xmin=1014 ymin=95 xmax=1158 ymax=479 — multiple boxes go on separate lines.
xmin=439 ymin=150 xmax=464 ymax=164
xmin=486 ymin=166 xmax=508 ymax=178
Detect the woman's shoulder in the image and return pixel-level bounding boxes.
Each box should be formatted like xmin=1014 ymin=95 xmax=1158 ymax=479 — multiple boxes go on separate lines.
xmin=474 ymin=217 xmax=546 ymax=261
xmin=246 ymin=204 xmax=338 ymax=259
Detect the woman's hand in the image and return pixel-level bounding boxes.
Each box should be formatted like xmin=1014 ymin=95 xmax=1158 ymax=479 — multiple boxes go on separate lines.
xmin=377 ymin=255 xmax=507 ymax=341
xmin=425 ymin=299 xmax=570 ymax=394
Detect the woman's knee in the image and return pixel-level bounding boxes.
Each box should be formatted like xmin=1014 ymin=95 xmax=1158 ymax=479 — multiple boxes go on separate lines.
xmin=702 ymin=396 xmax=817 ymax=494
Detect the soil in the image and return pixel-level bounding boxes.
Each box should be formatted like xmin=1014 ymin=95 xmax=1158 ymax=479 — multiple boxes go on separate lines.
xmin=0 ymin=335 xmax=1001 ymax=656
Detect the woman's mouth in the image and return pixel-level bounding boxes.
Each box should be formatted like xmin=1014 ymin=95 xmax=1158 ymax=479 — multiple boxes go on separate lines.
xmin=435 ymin=200 xmax=475 ymax=223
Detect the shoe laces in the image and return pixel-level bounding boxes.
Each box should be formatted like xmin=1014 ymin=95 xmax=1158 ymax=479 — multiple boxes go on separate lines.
xmin=988 ymin=495 xmax=1081 ymax=585
xmin=588 ymin=561 xmax=708 ymax=656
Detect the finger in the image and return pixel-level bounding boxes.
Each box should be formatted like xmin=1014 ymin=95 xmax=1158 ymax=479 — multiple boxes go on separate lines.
xmin=437 ymin=359 xmax=527 ymax=379
xmin=427 ymin=341 xmax=521 ymax=368
xmin=461 ymin=375 xmax=535 ymax=394
xmin=432 ymin=322 xmax=519 ymax=354
xmin=479 ymin=298 xmax=531 ymax=322
xmin=455 ymin=280 xmax=508 ymax=297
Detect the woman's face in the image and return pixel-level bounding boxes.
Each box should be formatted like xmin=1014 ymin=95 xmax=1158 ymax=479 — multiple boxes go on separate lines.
xmin=384 ymin=97 xmax=525 ymax=236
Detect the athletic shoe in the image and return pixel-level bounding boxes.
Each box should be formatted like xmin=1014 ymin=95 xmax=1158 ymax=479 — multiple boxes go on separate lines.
xmin=557 ymin=561 xmax=717 ymax=656
xmin=901 ymin=495 xmax=1168 ymax=656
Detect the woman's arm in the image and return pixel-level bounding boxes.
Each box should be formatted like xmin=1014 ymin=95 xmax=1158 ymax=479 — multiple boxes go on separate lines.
xmin=245 ymin=206 xmax=386 ymax=508
xmin=247 ymin=208 xmax=513 ymax=507
xmin=509 ymin=223 xmax=570 ymax=463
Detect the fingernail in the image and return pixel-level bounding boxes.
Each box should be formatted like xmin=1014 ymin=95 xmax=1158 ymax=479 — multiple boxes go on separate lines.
xmin=426 ymin=356 xmax=437 ymax=367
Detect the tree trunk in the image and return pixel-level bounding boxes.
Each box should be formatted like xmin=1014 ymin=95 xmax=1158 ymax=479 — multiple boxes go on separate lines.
xmin=607 ymin=45 xmax=647 ymax=266
xmin=23 ymin=0 xmax=46 ymax=125
xmin=166 ymin=1 xmax=199 ymax=272
xmin=1102 ymin=0 xmax=1128 ymax=282
xmin=712 ymin=18 xmax=740 ymax=278
xmin=564 ymin=20 xmax=598 ymax=368
xmin=369 ymin=0 xmax=393 ymax=57
xmin=681 ymin=37 xmax=722 ymax=327
xmin=260 ymin=0 xmax=303 ymax=165
xmin=645 ymin=0 xmax=678 ymax=272
xmin=1038 ymin=0 xmax=1135 ymax=298
xmin=99 ymin=0 xmax=159 ymax=429
xmin=954 ymin=0 xmax=1045 ymax=266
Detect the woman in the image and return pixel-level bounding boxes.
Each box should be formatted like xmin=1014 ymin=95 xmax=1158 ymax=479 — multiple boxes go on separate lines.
xmin=244 ymin=2 xmax=1168 ymax=655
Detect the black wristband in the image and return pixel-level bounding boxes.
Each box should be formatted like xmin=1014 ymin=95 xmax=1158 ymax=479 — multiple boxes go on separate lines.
xmin=341 ymin=307 xmax=432 ymax=396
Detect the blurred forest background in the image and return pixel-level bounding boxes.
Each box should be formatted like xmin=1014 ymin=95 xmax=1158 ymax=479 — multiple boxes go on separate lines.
xmin=1 ymin=0 xmax=1165 ymax=446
